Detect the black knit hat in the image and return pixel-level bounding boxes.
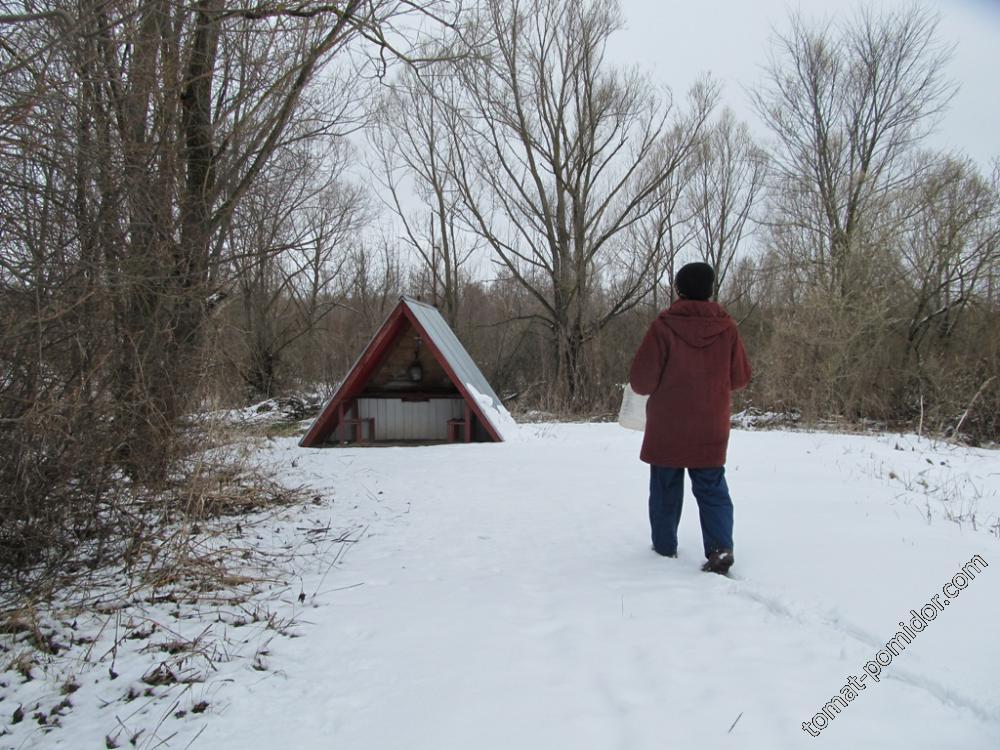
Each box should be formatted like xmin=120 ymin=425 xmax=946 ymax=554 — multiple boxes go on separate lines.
xmin=675 ymin=262 xmax=715 ymax=301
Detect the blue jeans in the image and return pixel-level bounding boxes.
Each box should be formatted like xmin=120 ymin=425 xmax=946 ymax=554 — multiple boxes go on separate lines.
xmin=649 ymin=465 xmax=734 ymax=558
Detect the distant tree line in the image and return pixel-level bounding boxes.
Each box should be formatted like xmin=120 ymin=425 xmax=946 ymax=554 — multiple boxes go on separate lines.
xmin=1 ymin=0 xmax=997 ymax=580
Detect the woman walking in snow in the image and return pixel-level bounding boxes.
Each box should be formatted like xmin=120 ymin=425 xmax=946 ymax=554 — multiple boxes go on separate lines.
xmin=628 ymin=262 xmax=751 ymax=574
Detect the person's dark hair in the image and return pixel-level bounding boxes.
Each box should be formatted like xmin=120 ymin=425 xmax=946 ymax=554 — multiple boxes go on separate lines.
xmin=674 ymin=262 xmax=715 ymax=301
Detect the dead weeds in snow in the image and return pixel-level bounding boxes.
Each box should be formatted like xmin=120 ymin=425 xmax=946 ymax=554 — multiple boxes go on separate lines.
xmin=0 ymin=424 xmax=357 ymax=749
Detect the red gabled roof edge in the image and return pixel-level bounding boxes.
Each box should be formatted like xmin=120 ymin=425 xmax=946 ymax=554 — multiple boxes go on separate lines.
xmin=299 ymin=298 xmax=503 ymax=446
xmin=298 ymin=302 xmax=407 ymax=447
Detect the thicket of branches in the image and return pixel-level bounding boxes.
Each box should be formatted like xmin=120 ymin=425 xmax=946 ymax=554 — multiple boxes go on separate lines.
xmin=0 ymin=0 xmax=464 ymax=583
xmin=2 ymin=0 xmax=998 ymax=583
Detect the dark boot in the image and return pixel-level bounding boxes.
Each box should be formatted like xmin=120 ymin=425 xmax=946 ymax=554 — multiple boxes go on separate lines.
xmin=702 ymin=548 xmax=734 ymax=574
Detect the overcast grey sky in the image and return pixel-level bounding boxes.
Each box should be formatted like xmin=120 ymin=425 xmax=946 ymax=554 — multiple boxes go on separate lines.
xmin=607 ymin=0 xmax=999 ymax=168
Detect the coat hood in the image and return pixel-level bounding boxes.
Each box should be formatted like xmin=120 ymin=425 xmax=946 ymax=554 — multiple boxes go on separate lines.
xmin=660 ymin=300 xmax=734 ymax=348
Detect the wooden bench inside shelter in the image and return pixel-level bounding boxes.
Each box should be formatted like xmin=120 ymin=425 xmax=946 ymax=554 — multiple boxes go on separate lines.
xmin=447 ymin=403 xmax=472 ymax=443
xmin=337 ymin=400 xmax=375 ymax=444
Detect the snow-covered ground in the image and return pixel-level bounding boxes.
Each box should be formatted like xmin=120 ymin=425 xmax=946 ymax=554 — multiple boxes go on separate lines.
xmin=4 ymin=424 xmax=999 ymax=749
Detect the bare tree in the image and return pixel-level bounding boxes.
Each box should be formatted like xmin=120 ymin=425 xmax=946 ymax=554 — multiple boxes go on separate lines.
xmin=226 ymin=138 xmax=369 ymax=398
xmin=752 ymin=5 xmax=956 ymax=299
xmin=370 ymin=62 xmax=479 ymax=326
xmin=686 ymin=108 xmax=767 ymax=301
xmin=899 ymin=154 xmax=1000 ymax=357
xmin=622 ymin=125 xmax=703 ymax=312
xmin=448 ymin=0 xmax=714 ymax=405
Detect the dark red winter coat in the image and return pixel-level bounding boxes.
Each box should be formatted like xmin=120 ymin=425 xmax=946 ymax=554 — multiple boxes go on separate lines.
xmin=629 ymin=300 xmax=751 ymax=468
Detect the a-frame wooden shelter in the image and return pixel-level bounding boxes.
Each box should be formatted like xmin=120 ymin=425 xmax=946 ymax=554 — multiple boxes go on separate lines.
xmin=300 ymin=297 xmax=507 ymax=446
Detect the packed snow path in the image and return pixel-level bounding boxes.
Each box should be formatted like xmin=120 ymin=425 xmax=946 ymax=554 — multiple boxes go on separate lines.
xmin=185 ymin=424 xmax=1000 ymax=750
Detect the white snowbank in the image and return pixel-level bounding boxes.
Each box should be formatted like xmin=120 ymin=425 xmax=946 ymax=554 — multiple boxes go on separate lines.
xmin=192 ymin=392 xmax=325 ymax=426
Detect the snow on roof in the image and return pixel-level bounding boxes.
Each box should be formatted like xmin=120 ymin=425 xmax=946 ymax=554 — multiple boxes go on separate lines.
xmin=465 ymin=382 xmax=520 ymax=442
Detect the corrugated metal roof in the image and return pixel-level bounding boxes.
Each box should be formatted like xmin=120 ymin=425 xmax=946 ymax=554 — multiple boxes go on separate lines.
xmin=401 ymin=296 xmax=504 ymax=413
